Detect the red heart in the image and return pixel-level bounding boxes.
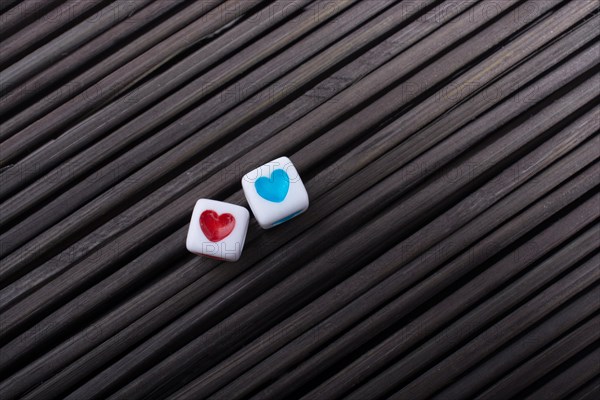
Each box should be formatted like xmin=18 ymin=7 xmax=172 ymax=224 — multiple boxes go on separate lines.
xmin=200 ymin=210 xmax=236 ymax=242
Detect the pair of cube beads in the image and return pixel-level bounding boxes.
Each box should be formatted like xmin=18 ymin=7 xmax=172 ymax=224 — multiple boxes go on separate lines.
xmin=186 ymin=157 xmax=309 ymax=261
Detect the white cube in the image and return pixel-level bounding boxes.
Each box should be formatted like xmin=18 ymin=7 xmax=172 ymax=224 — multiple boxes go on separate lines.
xmin=186 ymin=199 xmax=250 ymax=262
xmin=241 ymin=156 xmax=309 ymax=229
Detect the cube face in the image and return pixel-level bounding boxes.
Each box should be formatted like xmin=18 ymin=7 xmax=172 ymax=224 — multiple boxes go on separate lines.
xmin=241 ymin=156 xmax=309 ymax=229
xmin=186 ymin=199 xmax=249 ymax=262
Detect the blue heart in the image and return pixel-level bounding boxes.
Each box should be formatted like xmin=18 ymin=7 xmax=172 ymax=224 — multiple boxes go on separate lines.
xmin=255 ymin=169 xmax=290 ymax=202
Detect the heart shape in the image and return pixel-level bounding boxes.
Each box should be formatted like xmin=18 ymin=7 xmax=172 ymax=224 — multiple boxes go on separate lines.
xmin=255 ymin=169 xmax=290 ymax=202
xmin=200 ymin=210 xmax=235 ymax=242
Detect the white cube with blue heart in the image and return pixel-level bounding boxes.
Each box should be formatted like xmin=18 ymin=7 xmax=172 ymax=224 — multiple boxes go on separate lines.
xmin=186 ymin=198 xmax=250 ymax=262
xmin=241 ymin=156 xmax=309 ymax=229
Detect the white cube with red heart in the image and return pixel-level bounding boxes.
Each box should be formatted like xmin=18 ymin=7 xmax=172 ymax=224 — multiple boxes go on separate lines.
xmin=241 ymin=156 xmax=309 ymax=229
xmin=186 ymin=199 xmax=250 ymax=262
